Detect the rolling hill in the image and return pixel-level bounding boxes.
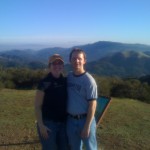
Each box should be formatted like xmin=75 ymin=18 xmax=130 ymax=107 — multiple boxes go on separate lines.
xmin=0 ymin=41 xmax=150 ymax=77
xmin=86 ymin=51 xmax=150 ymax=77
xmin=1 ymin=41 xmax=150 ymax=63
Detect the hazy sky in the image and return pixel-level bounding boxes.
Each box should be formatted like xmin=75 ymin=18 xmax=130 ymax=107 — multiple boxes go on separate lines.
xmin=0 ymin=0 xmax=150 ymax=47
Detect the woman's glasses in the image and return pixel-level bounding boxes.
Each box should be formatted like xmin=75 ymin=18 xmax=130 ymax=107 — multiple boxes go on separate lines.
xmin=51 ymin=61 xmax=64 ymax=66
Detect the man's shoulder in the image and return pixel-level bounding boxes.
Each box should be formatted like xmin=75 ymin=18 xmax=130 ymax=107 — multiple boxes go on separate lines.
xmin=84 ymin=72 xmax=95 ymax=80
xmin=84 ymin=72 xmax=97 ymax=85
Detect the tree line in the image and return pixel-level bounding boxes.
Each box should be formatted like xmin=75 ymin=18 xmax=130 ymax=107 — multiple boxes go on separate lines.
xmin=0 ymin=68 xmax=150 ymax=103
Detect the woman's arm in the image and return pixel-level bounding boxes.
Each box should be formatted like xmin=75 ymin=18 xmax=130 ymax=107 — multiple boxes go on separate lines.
xmin=35 ymin=90 xmax=44 ymax=126
xmin=35 ymin=90 xmax=50 ymax=139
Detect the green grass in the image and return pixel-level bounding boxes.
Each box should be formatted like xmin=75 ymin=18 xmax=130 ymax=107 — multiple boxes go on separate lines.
xmin=97 ymin=98 xmax=150 ymax=150
xmin=0 ymin=89 xmax=40 ymax=150
xmin=0 ymin=89 xmax=150 ymax=150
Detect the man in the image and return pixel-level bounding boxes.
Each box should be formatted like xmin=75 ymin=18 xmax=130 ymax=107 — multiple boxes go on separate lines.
xmin=67 ymin=48 xmax=98 ymax=150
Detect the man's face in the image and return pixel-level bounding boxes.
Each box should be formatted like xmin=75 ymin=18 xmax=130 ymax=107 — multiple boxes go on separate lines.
xmin=70 ymin=52 xmax=86 ymax=70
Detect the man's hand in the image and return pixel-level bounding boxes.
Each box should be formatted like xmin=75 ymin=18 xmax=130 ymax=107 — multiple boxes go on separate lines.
xmin=80 ymin=126 xmax=90 ymax=138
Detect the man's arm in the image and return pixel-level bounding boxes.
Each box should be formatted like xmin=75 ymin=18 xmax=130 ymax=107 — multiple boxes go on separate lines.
xmin=81 ymin=100 xmax=97 ymax=138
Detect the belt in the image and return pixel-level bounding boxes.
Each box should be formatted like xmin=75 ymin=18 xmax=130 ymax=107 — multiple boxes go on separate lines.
xmin=68 ymin=113 xmax=87 ymax=120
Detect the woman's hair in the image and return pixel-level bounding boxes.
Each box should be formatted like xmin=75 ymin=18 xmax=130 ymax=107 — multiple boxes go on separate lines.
xmin=69 ymin=48 xmax=86 ymax=61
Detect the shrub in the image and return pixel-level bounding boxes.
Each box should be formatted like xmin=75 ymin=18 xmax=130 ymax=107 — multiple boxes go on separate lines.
xmin=0 ymin=81 xmax=4 ymax=90
xmin=4 ymin=80 xmax=16 ymax=89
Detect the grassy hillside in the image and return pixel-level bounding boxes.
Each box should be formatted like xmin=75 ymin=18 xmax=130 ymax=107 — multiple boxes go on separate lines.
xmin=0 ymin=89 xmax=40 ymax=150
xmin=97 ymin=98 xmax=150 ymax=150
xmin=0 ymin=89 xmax=150 ymax=150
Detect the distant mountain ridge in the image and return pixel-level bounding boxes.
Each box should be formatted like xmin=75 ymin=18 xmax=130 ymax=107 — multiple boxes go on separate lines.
xmin=1 ymin=41 xmax=150 ymax=63
xmin=0 ymin=41 xmax=150 ymax=77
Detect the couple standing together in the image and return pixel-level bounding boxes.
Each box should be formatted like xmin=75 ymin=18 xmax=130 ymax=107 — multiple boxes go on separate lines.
xmin=35 ymin=48 xmax=98 ymax=150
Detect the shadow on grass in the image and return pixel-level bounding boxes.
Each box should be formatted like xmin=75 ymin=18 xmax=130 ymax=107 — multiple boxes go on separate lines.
xmin=0 ymin=140 xmax=40 ymax=147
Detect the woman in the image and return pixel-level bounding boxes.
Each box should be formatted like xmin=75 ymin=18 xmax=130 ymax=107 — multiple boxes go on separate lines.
xmin=35 ymin=54 xmax=68 ymax=150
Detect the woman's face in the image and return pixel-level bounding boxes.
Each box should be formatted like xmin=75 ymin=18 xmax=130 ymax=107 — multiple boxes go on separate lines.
xmin=49 ymin=60 xmax=64 ymax=77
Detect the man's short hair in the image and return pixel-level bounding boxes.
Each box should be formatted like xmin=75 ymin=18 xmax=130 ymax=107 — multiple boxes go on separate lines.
xmin=69 ymin=48 xmax=86 ymax=61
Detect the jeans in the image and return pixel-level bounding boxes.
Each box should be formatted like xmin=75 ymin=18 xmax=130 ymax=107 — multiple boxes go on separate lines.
xmin=67 ymin=116 xmax=97 ymax=150
xmin=37 ymin=120 xmax=69 ymax=150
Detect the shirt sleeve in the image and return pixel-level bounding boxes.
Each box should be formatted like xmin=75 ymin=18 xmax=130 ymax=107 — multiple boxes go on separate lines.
xmin=86 ymin=77 xmax=98 ymax=101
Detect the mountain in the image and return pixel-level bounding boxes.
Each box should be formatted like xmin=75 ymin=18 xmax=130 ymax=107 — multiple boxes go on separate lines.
xmin=86 ymin=51 xmax=150 ymax=77
xmin=1 ymin=41 xmax=150 ymax=63
xmin=75 ymin=41 xmax=150 ymax=61
xmin=0 ymin=41 xmax=150 ymax=77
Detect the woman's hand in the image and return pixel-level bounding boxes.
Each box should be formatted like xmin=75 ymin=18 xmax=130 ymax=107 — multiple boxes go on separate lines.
xmin=39 ymin=124 xmax=51 ymax=139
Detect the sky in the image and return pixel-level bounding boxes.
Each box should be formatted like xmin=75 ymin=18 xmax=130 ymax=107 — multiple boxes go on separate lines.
xmin=0 ymin=0 xmax=150 ymax=49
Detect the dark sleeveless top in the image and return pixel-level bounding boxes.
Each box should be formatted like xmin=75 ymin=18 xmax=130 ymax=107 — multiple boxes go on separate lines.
xmin=37 ymin=73 xmax=67 ymax=122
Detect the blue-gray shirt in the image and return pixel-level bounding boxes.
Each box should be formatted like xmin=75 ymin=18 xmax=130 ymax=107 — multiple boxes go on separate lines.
xmin=67 ymin=72 xmax=98 ymax=114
